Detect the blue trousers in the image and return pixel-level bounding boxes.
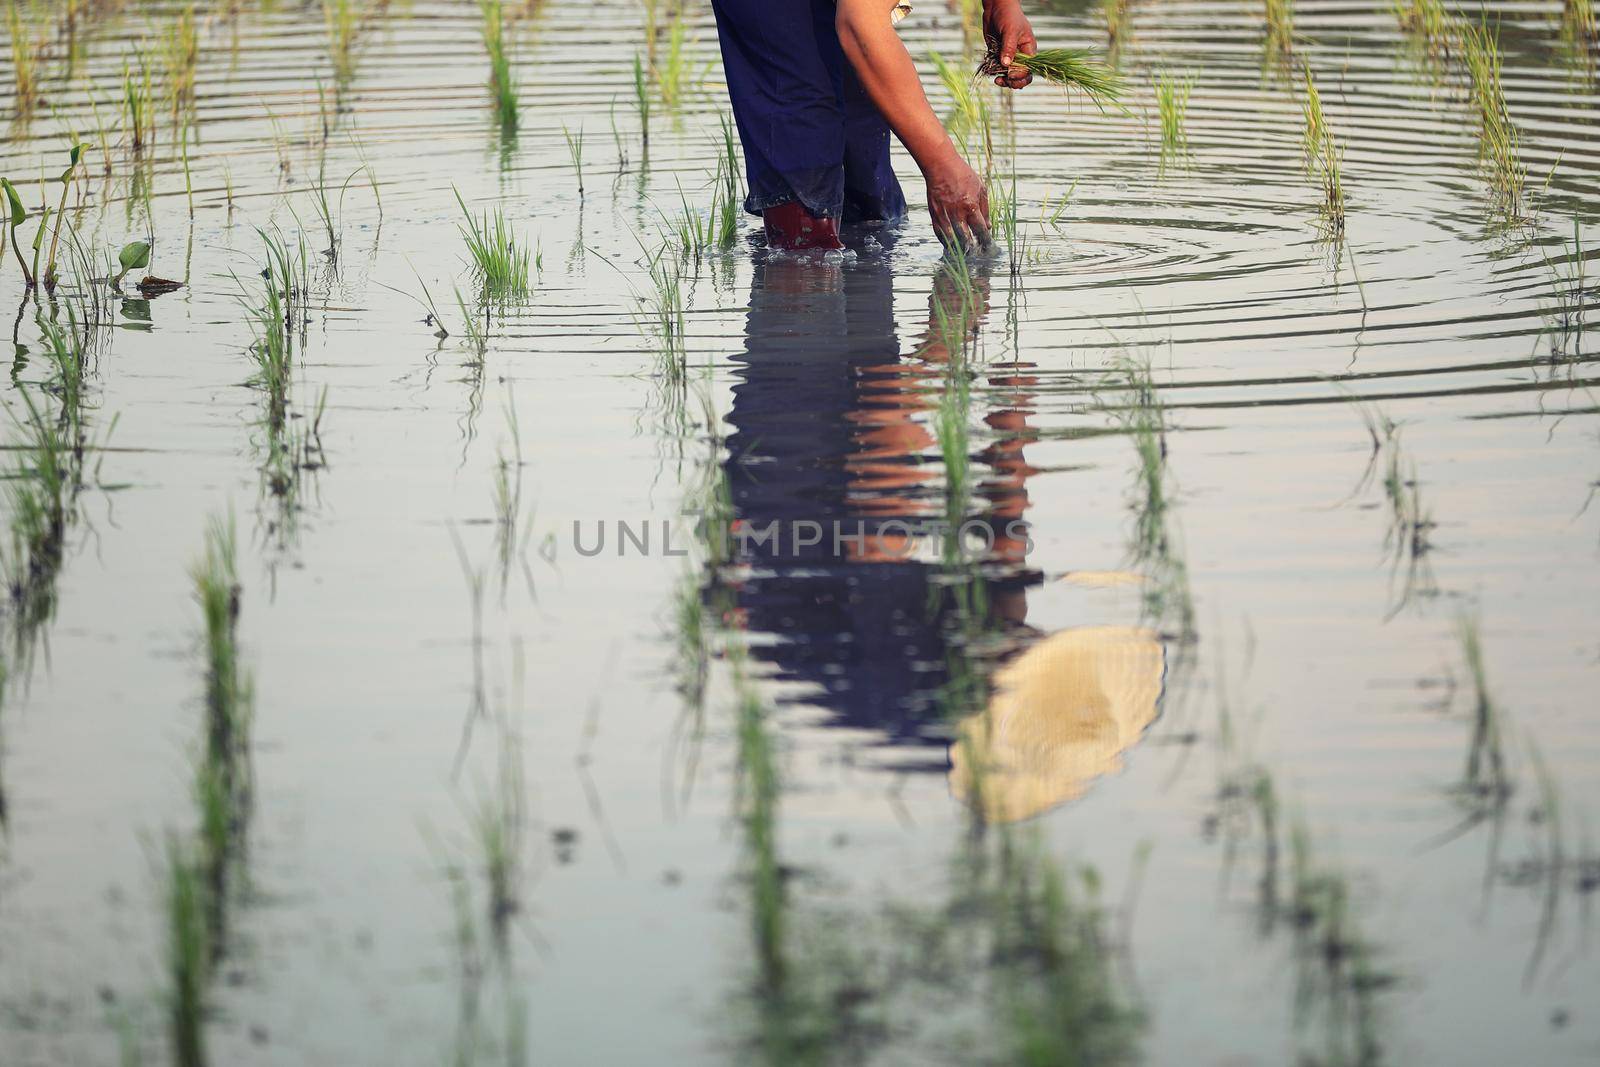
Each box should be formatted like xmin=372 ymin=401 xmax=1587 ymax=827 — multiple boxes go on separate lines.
xmin=710 ymin=0 xmax=908 ymax=223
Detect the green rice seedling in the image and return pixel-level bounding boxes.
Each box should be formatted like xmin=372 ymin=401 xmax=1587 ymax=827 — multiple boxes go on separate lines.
xmin=1 ymin=177 xmax=36 ymax=288
xmin=1155 ymin=71 xmax=1194 ymax=172
xmin=480 ymin=0 xmax=519 ymax=130
xmin=716 ymin=114 xmax=740 ymax=250
xmin=1039 ymin=182 xmax=1076 ymax=228
xmin=1300 ymin=69 xmax=1346 ymax=239
xmin=990 ymin=169 xmax=1024 ymax=276
xmin=2 ymin=391 xmax=73 ymax=610
xmin=308 ymin=158 xmax=363 ymax=260
xmin=562 ymin=123 xmax=585 ymax=198
xmin=976 ymin=47 xmax=1126 ymax=112
xmin=324 ymin=0 xmax=361 ymax=82
xmin=1460 ymin=18 xmax=1526 ymax=218
xmin=123 ymin=59 xmax=156 ymax=153
xmin=1264 ymin=0 xmax=1295 ymax=63
xmin=6 ymin=3 xmax=44 ymax=119
xmin=933 ymin=52 xmax=994 ymax=171
xmin=455 ymin=189 xmax=533 ymax=300
xmin=633 ymin=53 xmax=652 ymax=153
xmin=163 ymin=837 xmax=209 ymax=1067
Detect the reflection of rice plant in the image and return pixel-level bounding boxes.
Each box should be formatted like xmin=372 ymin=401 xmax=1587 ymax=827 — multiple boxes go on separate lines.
xmin=1103 ymin=0 xmax=1130 ymax=52
xmin=164 ymin=836 xmax=210 ymax=1067
xmin=472 ymin=717 xmax=526 ymax=950
xmin=1300 ymin=70 xmax=1346 ymax=239
xmin=655 ymin=5 xmax=694 ymax=109
xmin=1561 ymin=0 xmax=1597 ymax=45
xmin=481 ymin=0 xmax=519 ymax=130
xmin=1155 ymin=71 xmax=1194 ymax=170
xmin=1538 ymin=220 xmax=1588 ymax=360
xmin=632 ymin=53 xmax=652 ymax=152
xmin=456 ymin=189 xmax=534 ymax=299
xmin=1391 ymin=0 xmax=1451 ymax=52
xmin=1264 ymin=0 xmax=1295 ymax=63
xmin=7 ymin=3 xmax=44 ymax=118
xmin=164 ymin=4 xmax=199 ymax=115
xmin=1460 ymin=19 xmax=1526 ymax=218
xmin=324 ymin=0 xmax=362 ymax=81
xmin=1454 ymin=615 xmax=1511 ymax=807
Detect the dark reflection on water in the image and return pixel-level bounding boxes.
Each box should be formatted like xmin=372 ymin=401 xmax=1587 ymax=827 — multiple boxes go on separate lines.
xmin=719 ymin=241 xmax=1044 ymax=758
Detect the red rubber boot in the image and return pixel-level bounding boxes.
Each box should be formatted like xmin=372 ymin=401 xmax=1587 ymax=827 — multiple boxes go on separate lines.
xmin=762 ymin=201 xmax=844 ymax=252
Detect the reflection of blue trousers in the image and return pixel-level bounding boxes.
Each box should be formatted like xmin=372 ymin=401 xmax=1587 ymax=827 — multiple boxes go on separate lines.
xmin=710 ymin=0 xmax=907 ymax=223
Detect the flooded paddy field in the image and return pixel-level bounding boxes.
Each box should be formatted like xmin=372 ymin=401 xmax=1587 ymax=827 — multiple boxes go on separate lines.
xmin=1 ymin=0 xmax=1598 ymax=1063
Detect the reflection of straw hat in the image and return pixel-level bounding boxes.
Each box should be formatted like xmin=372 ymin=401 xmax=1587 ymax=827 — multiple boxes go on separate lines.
xmin=949 ymin=626 xmax=1165 ymax=823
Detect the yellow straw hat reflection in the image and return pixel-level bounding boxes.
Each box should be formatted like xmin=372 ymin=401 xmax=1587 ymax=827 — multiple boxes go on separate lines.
xmin=949 ymin=625 xmax=1165 ymax=823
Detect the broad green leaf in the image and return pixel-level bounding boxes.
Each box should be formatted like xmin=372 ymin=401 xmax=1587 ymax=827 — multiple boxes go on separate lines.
xmin=119 ymin=240 xmax=152 ymax=272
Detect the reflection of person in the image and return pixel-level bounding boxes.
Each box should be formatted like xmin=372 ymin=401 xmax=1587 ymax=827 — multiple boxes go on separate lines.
xmin=708 ymin=0 xmax=1040 ymax=250
xmin=718 ymin=248 xmax=1042 ymax=748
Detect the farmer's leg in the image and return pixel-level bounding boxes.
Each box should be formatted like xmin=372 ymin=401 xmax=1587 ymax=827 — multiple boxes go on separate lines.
xmin=710 ymin=0 xmax=846 ymax=249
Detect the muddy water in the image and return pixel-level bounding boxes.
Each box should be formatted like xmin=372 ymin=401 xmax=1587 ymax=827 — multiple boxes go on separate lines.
xmin=1 ymin=0 xmax=1597 ymax=1063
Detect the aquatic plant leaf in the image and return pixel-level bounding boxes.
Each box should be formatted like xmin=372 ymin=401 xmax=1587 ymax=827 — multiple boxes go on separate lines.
xmin=119 ymin=241 xmax=152 ymax=273
xmin=0 ymin=179 xmax=25 ymax=226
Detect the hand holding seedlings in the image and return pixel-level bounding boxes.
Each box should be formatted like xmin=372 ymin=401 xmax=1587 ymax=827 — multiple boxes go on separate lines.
xmin=981 ymin=0 xmax=1039 ymax=88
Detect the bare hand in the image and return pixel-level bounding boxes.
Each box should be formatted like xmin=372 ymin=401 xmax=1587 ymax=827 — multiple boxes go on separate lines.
xmin=984 ymin=0 xmax=1038 ymax=89
xmin=924 ymin=155 xmax=991 ymax=251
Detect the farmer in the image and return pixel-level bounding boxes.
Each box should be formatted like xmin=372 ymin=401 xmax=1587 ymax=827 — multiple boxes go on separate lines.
xmin=710 ymin=0 xmax=1038 ymax=251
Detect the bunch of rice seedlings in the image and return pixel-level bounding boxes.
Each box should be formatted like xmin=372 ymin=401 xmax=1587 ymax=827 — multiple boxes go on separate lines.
xmin=1155 ymin=71 xmax=1194 ymax=170
xmin=238 ymin=230 xmax=308 ymax=433
xmin=455 ymin=189 xmax=534 ymax=299
xmin=1299 ymin=69 xmax=1346 ymax=239
xmin=1264 ymin=0 xmax=1295 ymax=63
xmin=562 ymin=123 xmax=585 ymax=198
xmin=975 ymin=47 xmax=1125 ymax=112
xmin=481 ymin=0 xmax=519 ymax=130
xmin=1460 ymin=19 xmax=1526 ymax=218
xmin=123 ymin=59 xmax=156 ymax=152
xmin=6 ymin=2 xmax=45 ymax=119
